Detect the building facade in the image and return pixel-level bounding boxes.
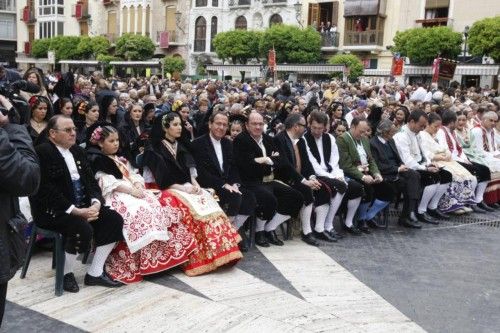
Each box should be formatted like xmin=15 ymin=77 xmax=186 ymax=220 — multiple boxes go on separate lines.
xmin=188 ymin=0 xmax=303 ymax=75
xmin=0 ymin=0 xmax=17 ymax=65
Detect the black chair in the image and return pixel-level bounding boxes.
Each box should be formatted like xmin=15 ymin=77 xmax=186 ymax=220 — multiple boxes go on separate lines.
xmin=20 ymin=223 xmax=66 ymax=296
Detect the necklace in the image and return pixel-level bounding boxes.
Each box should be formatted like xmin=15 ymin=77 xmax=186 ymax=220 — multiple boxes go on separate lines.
xmin=30 ymin=119 xmax=46 ymax=132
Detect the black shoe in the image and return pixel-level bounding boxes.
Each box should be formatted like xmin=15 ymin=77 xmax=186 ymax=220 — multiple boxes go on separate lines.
xmin=265 ymin=230 xmax=284 ymax=246
xmin=409 ymin=212 xmax=419 ymax=223
xmin=490 ymin=203 xmax=500 ymax=209
xmin=416 ymin=212 xmax=438 ymax=224
xmin=366 ymin=219 xmax=382 ymax=229
xmin=344 ymin=225 xmax=362 ymax=235
xmin=63 ymin=273 xmax=80 ymax=293
xmin=398 ymin=218 xmax=422 ymax=229
xmin=238 ymin=230 xmax=249 ymax=252
xmin=301 ymin=233 xmax=319 ymax=246
xmin=313 ymin=230 xmax=338 ymax=242
xmin=255 ymin=231 xmax=270 ymax=247
xmin=357 ymin=221 xmax=371 ymax=234
xmin=84 ymin=272 xmax=123 ymax=288
xmin=470 ymin=204 xmax=487 ymax=213
xmin=427 ymin=209 xmax=450 ymax=220
xmin=327 ymin=228 xmax=344 ymax=239
xmin=478 ymin=202 xmax=495 ymax=212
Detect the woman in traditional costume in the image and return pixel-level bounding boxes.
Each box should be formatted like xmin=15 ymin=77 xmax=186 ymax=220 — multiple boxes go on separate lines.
xmin=143 ymin=113 xmax=242 ymax=276
xmin=87 ymin=124 xmax=197 ymax=284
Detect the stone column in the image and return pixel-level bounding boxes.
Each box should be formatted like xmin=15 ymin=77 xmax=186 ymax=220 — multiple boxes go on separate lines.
xmin=142 ymin=7 xmax=147 ymax=36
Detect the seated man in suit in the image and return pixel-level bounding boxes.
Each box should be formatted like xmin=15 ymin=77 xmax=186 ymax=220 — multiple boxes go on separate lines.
xmin=274 ymin=113 xmax=333 ymax=246
xmin=31 ymin=115 xmax=124 ymax=293
xmin=191 ymin=112 xmax=257 ymax=251
xmin=337 ymin=118 xmax=392 ymax=234
xmin=233 ymin=112 xmax=303 ymax=247
xmin=370 ymin=119 xmax=422 ymax=228
xmin=304 ymin=111 xmax=363 ymax=238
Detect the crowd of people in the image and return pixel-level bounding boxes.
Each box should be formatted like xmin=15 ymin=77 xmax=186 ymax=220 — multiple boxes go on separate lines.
xmin=1 ymin=63 xmax=500 ymax=311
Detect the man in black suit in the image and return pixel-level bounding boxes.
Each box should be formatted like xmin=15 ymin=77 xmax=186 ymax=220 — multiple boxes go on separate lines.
xmin=370 ymin=119 xmax=422 ymax=228
xmin=274 ymin=113 xmax=332 ymax=246
xmin=191 ymin=112 xmax=256 ymax=251
xmin=233 ymin=112 xmax=303 ymax=247
xmin=31 ymin=115 xmax=124 ymax=293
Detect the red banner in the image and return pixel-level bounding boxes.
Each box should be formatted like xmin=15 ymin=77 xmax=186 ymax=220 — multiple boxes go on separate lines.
xmin=432 ymin=57 xmax=440 ymax=83
xmin=391 ymin=57 xmax=404 ymax=76
xmin=159 ymin=31 xmax=169 ymax=48
xmin=268 ymin=48 xmax=276 ymax=73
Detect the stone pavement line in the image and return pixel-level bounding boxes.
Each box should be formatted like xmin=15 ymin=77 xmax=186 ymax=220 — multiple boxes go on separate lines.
xmin=259 ymin=240 xmax=427 ymax=333
xmin=173 ymin=267 xmax=362 ymax=332
xmin=6 ymin=254 xmax=308 ymax=333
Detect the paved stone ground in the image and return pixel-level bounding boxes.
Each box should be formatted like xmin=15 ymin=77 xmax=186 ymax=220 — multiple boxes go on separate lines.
xmin=2 ymin=211 xmax=499 ymax=333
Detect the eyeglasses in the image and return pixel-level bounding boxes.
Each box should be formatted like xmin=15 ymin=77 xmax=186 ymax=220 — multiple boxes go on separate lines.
xmin=54 ymin=127 xmax=77 ymax=133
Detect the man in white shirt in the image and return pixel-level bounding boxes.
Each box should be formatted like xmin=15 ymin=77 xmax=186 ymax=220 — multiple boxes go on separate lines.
xmin=393 ymin=110 xmax=451 ymax=223
xmin=304 ymin=111 xmax=363 ymax=236
xmin=438 ymin=111 xmax=493 ymax=212
xmin=31 ymin=115 xmax=124 ymax=293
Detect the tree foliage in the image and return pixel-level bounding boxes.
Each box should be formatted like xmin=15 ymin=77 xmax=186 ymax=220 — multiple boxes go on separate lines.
xmin=259 ymin=25 xmax=321 ymax=63
xmin=163 ymin=56 xmax=186 ymax=75
xmin=31 ymin=38 xmax=52 ymax=58
xmin=328 ymin=54 xmax=364 ymax=81
xmin=212 ymin=30 xmax=261 ymax=64
xmin=115 ymin=33 xmax=156 ymax=60
xmin=77 ymin=36 xmax=111 ymax=59
xmin=468 ymin=16 xmax=500 ymax=63
xmin=393 ymin=26 xmax=462 ymax=65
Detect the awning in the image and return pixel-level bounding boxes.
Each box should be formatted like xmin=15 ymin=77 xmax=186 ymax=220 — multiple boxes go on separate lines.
xmin=59 ymin=60 xmax=100 ymax=65
xmin=405 ymin=65 xmax=500 ymax=76
xmin=15 ymin=57 xmax=52 ymax=64
xmin=277 ymin=64 xmax=345 ymax=74
xmin=206 ymin=65 xmax=262 ymax=72
xmin=109 ymin=60 xmax=162 ymax=67
xmin=362 ymin=69 xmax=391 ymax=76
xmin=344 ymin=0 xmax=380 ymax=17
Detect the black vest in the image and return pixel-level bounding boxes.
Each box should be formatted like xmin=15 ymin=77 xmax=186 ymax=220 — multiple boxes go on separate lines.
xmin=305 ymin=131 xmax=332 ymax=173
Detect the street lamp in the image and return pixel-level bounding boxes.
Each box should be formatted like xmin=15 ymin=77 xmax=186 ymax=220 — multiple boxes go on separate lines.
xmin=294 ymin=1 xmax=303 ymax=28
xmin=462 ymin=25 xmax=469 ymax=62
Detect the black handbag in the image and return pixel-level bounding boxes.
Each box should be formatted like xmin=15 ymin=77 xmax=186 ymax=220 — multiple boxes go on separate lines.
xmin=7 ymin=198 xmax=29 ymax=278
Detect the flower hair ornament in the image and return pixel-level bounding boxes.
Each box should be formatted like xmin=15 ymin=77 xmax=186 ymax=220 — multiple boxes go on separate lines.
xmin=28 ymin=95 xmax=41 ymax=108
xmin=171 ymin=100 xmax=183 ymax=113
xmin=77 ymin=101 xmax=88 ymax=115
xmin=90 ymin=126 xmax=103 ymax=145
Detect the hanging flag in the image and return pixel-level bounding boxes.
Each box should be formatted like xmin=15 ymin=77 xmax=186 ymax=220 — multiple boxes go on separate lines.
xmin=431 ymin=57 xmax=440 ymax=83
xmin=268 ymin=47 xmax=276 ymax=73
xmin=391 ymin=53 xmax=404 ymax=76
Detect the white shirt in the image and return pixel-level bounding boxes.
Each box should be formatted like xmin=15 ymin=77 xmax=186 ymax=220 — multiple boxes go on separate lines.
xmin=393 ymin=125 xmax=427 ymax=170
xmin=305 ymin=134 xmax=344 ymax=179
xmin=471 ymin=127 xmax=496 ymax=157
xmin=436 ymin=127 xmax=469 ymax=163
xmin=410 ymin=87 xmax=427 ymax=102
xmin=210 ymin=133 xmax=224 ymax=171
xmin=55 ymin=145 xmax=99 ymax=214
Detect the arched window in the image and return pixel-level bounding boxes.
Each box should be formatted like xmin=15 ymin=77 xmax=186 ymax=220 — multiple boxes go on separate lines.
xmin=194 ymin=16 xmax=207 ymax=52
xmin=210 ymin=16 xmax=218 ymax=52
xmin=269 ymin=14 xmax=283 ymax=26
xmin=235 ymin=16 xmax=247 ymax=30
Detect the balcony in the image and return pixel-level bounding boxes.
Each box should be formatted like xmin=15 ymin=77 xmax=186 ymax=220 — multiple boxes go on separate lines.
xmin=228 ymin=0 xmax=250 ymax=7
xmin=157 ymin=30 xmax=181 ymax=48
xmin=73 ymin=2 xmax=90 ymax=21
xmin=344 ymin=30 xmax=383 ymax=47
xmin=415 ymin=17 xmax=449 ymax=27
xmin=321 ymin=32 xmax=340 ymax=48
xmin=20 ymin=6 xmax=36 ymax=24
xmin=262 ymin=0 xmax=287 ymax=6
xmin=102 ymin=0 xmax=115 ymax=6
